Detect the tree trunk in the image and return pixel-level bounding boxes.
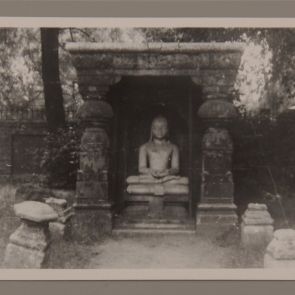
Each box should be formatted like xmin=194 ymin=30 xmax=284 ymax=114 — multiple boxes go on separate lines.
xmin=41 ymin=28 xmax=65 ymax=131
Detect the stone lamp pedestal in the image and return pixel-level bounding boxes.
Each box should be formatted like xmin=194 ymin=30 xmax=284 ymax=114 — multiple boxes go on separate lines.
xmin=241 ymin=203 xmax=274 ymax=248
xmin=3 ymin=201 xmax=58 ymax=268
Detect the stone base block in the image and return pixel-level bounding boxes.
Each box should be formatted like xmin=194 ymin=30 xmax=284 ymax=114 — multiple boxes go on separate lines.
xmin=264 ymin=253 xmax=295 ymax=268
xmin=196 ymin=203 xmax=238 ymax=226
xmin=3 ymin=223 xmax=50 ymax=268
xmin=241 ymin=224 xmax=273 ymax=248
xmin=71 ymin=205 xmax=113 ymax=242
xmin=49 ymin=222 xmax=66 ymax=238
xmin=4 ymin=243 xmax=47 ymax=268
xmin=164 ymin=204 xmax=187 ymax=219
xmin=148 ymin=197 xmax=164 ymax=218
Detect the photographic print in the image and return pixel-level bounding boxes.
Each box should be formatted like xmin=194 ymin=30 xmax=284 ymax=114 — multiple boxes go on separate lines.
xmin=0 ymin=18 xmax=295 ymax=279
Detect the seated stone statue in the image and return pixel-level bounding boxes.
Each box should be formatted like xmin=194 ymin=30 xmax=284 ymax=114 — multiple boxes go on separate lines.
xmin=126 ymin=116 xmax=189 ymax=196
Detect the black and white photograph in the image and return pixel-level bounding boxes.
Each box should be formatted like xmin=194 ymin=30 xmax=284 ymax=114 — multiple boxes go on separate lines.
xmin=0 ymin=19 xmax=295 ymax=277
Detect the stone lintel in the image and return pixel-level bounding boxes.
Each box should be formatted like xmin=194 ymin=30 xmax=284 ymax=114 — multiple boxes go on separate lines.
xmin=78 ymin=69 xmax=201 ymax=79
xmin=66 ymin=42 xmax=245 ymax=54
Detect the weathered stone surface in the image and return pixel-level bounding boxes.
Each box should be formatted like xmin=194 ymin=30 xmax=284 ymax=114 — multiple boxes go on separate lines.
xmin=14 ymin=201 xmax=58 ymax=223
xmin=202 ymin=85 xmax=236 ymax=101
xmin=201 ymin=70 xmax=238 ymax=87
xmin=45 ymin=197 xmax=73 ymax=239
xmin=149 ymin=197 xmax=164 ymax=218
xmin=241 ymin=224 xmax=273 ymax=247
xmin=197 ymin=210 xmax=238 ymax=225
xmin=248 ymin=203 xmax=267 ymax=210
xmin=265 ymin=229 xmax=295 ymax=259
xmin=49 ymin=222 xmax=66 ymax=237
xmin=241 ymin=204 xmax=274 ymax=225
xmin=243 ymin=210 xmax=271 ymax=218
xmin=198 ymin=100 xmax=238 ymax=121
xmin=67 ymin=41 xmax=244 ymax=239
xmin=197 ymin=203 xmax=237 ymax=210
xmin=74 ymin=53 xmax=210 ymax=75
xmin=242 ymin=208 xmax=274 ymax=225
xmin=164 ymin=204 xmax=187 ymax=219
xmin=3 ymin=208 xmax=53 ymax=268
xmin=242 ymin=217 xmax=274 ymax=225
xmin=77 ymin=100 xmax=113 ymax=121
xmin=202 ymin=127 xmax=234 ymax=151
xmin=8 ymin=222 xmax=49 ymax=251
xmin=274 ymin=229 xmax=295 ymax=241
xmin=264 ymin=253 xmax=295 ymax=268
xmin=264 ymin=229 xmax=295 ymax=268
xmin=266 ymin=238 xmax=295 ymax=259
xmin=210 ymin=52 xmax=242 ymax=68
xmin=66 ymin=42 xmax=245 ymax=54
xmin=4 ymin=243 xmax=47 ymax=268
xmin=197 ymin=116 xmax=237 ymax=229
xmin=197 ymin=203 xmax=238 ymax=226
xmin=72 ymin=72 xmax=117 ymax=241
xmin=241 ymin=203 xmax=274 ymax=248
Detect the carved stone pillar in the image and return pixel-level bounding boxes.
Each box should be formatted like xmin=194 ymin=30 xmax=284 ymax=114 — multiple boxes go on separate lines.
xmin=197 ymin=99 xmax=238 ymax=228
xmin=72 ymin=76 xmax=120 ymax=241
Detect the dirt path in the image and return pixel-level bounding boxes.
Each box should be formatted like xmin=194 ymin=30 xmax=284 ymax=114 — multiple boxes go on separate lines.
xmin=86 ymin=232 xmax=237 ymax=268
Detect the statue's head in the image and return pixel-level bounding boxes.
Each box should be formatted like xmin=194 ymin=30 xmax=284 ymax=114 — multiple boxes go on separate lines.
xmin=150 ymin=116 xmax=169 ymax=141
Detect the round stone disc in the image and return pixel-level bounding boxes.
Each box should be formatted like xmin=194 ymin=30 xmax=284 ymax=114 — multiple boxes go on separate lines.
xmin=14 ymin=201 xmax=58 ymax=223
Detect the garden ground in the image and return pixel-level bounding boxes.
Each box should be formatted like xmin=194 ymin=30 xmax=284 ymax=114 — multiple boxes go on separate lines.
xmin=0 ymin=184 xmax=292 ymax=269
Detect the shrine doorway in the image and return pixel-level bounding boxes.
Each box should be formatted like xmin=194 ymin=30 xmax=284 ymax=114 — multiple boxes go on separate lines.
xmin=108 ymin=76 xmax=203 ymax=221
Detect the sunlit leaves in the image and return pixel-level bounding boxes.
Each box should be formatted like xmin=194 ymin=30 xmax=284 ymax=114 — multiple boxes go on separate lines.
xmin=234 ymin=33 xmax=273 ymax=115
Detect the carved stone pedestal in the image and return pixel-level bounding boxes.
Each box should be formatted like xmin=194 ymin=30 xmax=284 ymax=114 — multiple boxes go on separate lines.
xmin=148 ymin=197 xmax=164 ymax=218
xmin=71 ymin=82 xmax=117 ymax=241
xmin=241 ymin=203 xmax=274 ymax=248
xmin=3 ymin=201 xmax=58 ymax=268
xmin=197 ymin=100 xmax=238 ymax=231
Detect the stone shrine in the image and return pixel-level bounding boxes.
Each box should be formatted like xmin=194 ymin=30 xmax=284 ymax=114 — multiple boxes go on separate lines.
xmin=66 ymin=42 xmax=245 ymax=239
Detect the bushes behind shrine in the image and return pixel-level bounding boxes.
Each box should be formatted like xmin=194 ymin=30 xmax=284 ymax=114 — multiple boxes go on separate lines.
xmin=232 ymin=110 xmax=295 ymax=215
xmin=41 ymin=125 xmax=80 ymax=189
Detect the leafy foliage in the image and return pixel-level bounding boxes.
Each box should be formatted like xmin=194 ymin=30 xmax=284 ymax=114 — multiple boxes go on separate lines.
xmin=41 ymin=126 xmax=80 ymax=189
xmin=0 ymin=29 xmax=43 ymax=108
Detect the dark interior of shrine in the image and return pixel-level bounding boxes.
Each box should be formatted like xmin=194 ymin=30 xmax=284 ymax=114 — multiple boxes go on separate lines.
xmin=107 ymin=76 xmax=204 ymax=217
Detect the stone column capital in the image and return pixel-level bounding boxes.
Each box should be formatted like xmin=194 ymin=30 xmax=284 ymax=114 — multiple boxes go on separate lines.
xmin=78 ymin=75 xmax=121 ymax=101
